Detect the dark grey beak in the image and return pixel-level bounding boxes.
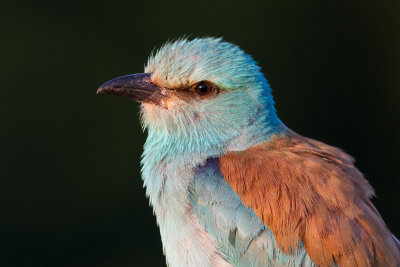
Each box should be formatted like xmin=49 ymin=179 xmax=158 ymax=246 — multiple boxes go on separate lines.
xmin=97 ymin=73 xmax=165 ymax=104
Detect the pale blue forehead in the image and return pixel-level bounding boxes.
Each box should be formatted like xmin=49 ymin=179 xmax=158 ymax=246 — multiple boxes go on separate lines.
xmin=144 ymin=37 xmax=265 ymax=90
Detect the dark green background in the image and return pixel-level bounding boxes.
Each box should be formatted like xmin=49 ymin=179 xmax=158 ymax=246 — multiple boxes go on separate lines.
xmin=1 ymin=1 xmax=399 ymax=266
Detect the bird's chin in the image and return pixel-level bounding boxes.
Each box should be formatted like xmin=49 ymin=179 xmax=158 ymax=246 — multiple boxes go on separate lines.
xmin=140 ymin=103 xmax=168 ymax=127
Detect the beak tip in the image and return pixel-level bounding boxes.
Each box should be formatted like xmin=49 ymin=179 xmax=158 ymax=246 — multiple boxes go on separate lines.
xmin=97 ymin=84 xmax=110 ymax=95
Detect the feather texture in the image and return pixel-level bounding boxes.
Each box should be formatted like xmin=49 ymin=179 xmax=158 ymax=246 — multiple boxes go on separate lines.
xmin=191 ymin=158 xmax=315 ymax=266
xmin=220 ymin=129 xmax=400 ymax=267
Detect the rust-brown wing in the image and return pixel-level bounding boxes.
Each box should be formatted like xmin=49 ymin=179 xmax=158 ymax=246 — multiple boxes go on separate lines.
xmin=219 ymin=131 xmax=400 ymax=267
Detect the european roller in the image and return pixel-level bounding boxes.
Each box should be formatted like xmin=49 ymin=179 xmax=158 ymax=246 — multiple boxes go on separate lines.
xmin=97 ymin=38 xmax=400 ymax=267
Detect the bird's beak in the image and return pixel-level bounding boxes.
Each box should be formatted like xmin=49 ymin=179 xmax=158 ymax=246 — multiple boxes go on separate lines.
xmin=97 ymin=73 xmax=165 ymax=104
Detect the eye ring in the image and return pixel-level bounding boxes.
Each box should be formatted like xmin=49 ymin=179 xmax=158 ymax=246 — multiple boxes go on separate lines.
xmin=193 ymin=81 xmax=219 ymax=97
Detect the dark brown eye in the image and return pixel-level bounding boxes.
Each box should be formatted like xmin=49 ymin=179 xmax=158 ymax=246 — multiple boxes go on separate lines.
xmin=193 ymin=81 xmax=218 ymax=97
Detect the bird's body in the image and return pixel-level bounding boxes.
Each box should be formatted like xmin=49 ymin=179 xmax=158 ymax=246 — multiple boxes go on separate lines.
xmin=192 ymin=157 xmax=314 ymax=267
xmin=98 ymin=38 xmax=400 ymax=266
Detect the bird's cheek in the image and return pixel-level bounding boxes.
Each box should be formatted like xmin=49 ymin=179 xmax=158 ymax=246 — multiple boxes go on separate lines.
xmin=142 ymin=94 xmax=175 ymax=110
xmin=159 ymin=99 xmax=169 ymax=109
xmin=141 ymin=103 xmax=165 ymax=125
xmin=160 ymin=96 xmax=187 ymax=110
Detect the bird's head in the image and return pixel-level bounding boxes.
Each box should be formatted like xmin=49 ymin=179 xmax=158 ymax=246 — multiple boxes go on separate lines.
xmin=98 ymin=38 xmax=282 ymax=157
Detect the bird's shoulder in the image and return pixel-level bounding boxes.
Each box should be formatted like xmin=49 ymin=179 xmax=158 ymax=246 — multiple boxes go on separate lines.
xmin=219 ymin=130 xmax=400 ymax=267
xmin=190 ymin=158 xmax=314 ymax=266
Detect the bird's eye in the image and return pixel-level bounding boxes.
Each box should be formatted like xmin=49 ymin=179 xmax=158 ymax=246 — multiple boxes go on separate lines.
xmin=193 ymin=81 xmax=218 ymax=97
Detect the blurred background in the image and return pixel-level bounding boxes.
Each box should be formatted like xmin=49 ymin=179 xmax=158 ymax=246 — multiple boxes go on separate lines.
xmin=1 ymin=0 xmax=399 ymax=266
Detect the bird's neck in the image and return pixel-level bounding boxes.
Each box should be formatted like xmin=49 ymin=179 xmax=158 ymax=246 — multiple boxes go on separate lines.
xmin=140 ymin=106 xmax=283 ymax=266
xmin=141 ymin=105 xmax=284 ymax=205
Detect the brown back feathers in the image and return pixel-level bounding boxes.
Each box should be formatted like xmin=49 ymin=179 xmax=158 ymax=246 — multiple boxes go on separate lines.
xmin=219 ymin=131 xmax=400 ymax=267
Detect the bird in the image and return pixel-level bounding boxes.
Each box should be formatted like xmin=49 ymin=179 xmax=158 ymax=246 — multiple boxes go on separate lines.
xmin=97 ymin=37 xmax=400 ymax=267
